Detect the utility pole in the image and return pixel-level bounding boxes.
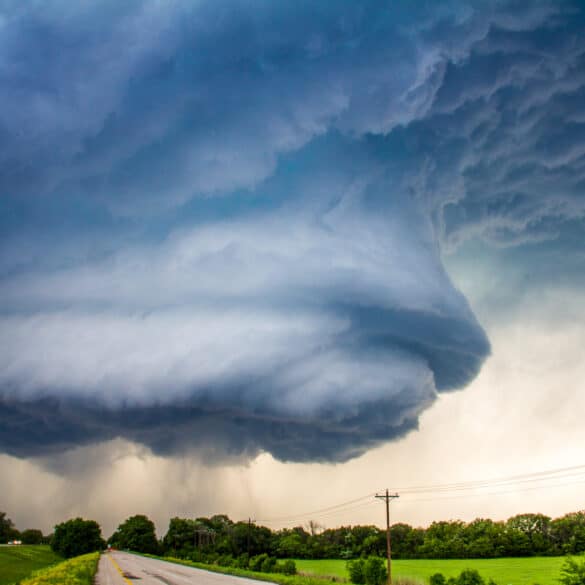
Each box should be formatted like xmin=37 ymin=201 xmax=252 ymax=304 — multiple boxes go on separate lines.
xmin=375 ymin=490 xmax=399 ymax=585
xmin=247 ymin=518 xmax=255 ymax=556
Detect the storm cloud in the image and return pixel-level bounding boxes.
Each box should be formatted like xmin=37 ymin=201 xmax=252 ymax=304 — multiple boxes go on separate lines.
xmin=1 ymin=0 xmax=584 ymax=462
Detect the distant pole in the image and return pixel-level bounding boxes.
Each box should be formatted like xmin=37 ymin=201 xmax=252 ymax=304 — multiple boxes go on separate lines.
xmin=375 ymin=490 xmax=399 ymax=585
xmin=247 ymin=518 xmax=255 ymax=556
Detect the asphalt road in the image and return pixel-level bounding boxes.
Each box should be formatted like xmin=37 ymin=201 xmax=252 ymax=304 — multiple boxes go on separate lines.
xmin=96 ymin=552 xmax=276 ymax=585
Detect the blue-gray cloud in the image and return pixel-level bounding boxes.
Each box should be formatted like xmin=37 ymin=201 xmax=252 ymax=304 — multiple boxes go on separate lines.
xmin=0 ymin=0 xmax=583 ymax=462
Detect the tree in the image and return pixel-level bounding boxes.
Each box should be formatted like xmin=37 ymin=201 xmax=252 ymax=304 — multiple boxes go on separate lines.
xmin=21 ymin=529 xmax=44 ymax=545
xmin=163 ymin=517 xmax=198 ymax=553
xmin=351 ymin=526 xmax=382 ymax=558
xmin=0 ymin=512 xmax=18 ymax=543
xmin=276 ymin=532 xmax=304 ymax=558
xmin=551 ymin=512 xmax=585 ymax=555
xmin=51 ymin=518 xmax=105 ymax=558
xmin=109 ymin=514 xmax=159 ymax=554
xmin=506 ymin=514 xmax=551 ymax=555
xmin=421 ymin=521 xmax=466 ymax=558
xmin=361 ymin=534 xmax=384 ymax=557
xmin=306 ymin=520 xmax=324 ymax=536
xmin=389 ymin=523 xmax=417 ymax=558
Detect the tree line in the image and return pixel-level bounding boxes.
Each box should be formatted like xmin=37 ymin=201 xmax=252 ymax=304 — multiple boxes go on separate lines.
xmin=0 ymin=511 xmax=46 ymax=545
xmin=2 ymin=509 xmax=585 ymax=560
xmin=161 ymin=511 xmax=585 ymax=560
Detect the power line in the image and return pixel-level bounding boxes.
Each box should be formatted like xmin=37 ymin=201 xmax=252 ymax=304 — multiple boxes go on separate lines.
xmin=257 ymin=492 xmax=376 ymax=524
xmin=401 ymin=476 xmax=585 ymax=504
xmin=260 ymin=500 xmax=379 ymax=526
xmin=255 ymin=462 xmax=585 ymax=526
xmin=393 ymin=463 xmax=585 ymax=494
xmin=264 ymin=474 xmax=585 ymax=528
xmin=262 ymin=500 xmax=381 ymax=527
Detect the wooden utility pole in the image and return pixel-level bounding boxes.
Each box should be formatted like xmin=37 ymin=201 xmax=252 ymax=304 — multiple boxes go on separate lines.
xmin=375 ymin=490 xmax=399 ymax=585
xmin=247 ymin=518 xmax=255 ymax=556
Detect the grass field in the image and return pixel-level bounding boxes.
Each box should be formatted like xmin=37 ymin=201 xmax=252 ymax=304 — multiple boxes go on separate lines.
xmin=0 ymin=545 xmax=62 ymax=585
xmin=294 ymin=557 xmax=571 ymax=585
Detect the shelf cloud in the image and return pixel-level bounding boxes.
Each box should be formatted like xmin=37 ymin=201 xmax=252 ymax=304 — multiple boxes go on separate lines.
xmin=1 ymin=0 xmax=584 ymax=462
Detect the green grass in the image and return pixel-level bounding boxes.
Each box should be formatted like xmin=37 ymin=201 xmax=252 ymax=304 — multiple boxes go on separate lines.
xmin=0 ymin=545 xmax=62 ymax=585
xmin=136 ymin=553 xmax=582 ymax=585
xmin=294 ymin=557 xmax=574 ymax=585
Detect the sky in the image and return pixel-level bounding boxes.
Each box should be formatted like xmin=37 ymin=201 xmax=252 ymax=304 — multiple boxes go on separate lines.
xmin=1 ymin=0 xmax=584 ymax=537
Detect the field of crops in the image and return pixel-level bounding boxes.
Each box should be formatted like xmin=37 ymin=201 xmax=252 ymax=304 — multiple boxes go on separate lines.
xmin=294 ymin=556 xmax=570 ymax=585
xmin=0 ymin=545 xmax=62 ymax=585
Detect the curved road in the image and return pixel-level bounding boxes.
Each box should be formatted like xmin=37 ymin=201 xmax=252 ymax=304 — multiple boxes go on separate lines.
xmin=96 ymin=552 xmax=276 ymax=585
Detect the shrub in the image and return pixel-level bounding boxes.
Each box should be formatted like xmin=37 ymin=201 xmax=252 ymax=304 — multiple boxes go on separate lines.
xmin=217 ymin=554 xmax=235 ymax=567
xmin=281 ymin=559 xmax=297 ymax=575
xmin=250 ymin=553 xmax=269 ymax=572
xmin=347 ymin=558 xmax=366 ymax=584
xmin=560 ymin=557 xmax=585 ymax=585
xmin=456 ymin=569 xmax=484 ymax=585
xmin=237 ymin=553 xmax=250 ymax=569
xmin=430 ymin=574 xmax=447 ymax=585
xmin=261 ymin=556 xmax=277 ymax=573
xmin=364 ymin=556 xmax=387 ymax=585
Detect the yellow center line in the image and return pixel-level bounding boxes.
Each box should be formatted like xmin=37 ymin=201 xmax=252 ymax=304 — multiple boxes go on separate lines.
xmin=107 ymin=552 xmax=134 ymax=585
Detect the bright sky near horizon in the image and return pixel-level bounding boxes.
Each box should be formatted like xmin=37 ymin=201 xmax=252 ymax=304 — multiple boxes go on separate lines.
xmin=1 ymin=1 xmax=584 ymax=536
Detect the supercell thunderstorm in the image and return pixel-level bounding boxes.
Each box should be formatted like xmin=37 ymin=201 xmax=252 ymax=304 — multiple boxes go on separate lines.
xmin=1 ymin=1 xmax=585 ymax=461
